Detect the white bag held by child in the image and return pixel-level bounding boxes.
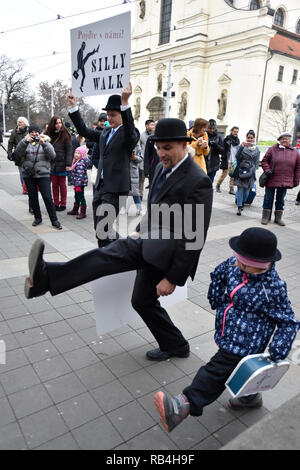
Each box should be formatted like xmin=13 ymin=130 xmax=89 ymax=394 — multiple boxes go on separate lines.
xmin=226 ymin=353 xmax=290 ymax=398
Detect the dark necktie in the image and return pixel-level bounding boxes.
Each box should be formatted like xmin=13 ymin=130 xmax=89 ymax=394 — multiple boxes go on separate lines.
xmin=151 ymin=167 xmax=171 ymax=203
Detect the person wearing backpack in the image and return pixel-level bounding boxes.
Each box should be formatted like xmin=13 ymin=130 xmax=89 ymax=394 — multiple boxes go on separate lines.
xmin=234 ymin=130 xmax=260 ymax=216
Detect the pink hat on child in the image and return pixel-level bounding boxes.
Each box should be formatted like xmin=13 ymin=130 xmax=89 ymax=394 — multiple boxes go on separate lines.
xmin=75 ymin=146 xmax=87 ymax=158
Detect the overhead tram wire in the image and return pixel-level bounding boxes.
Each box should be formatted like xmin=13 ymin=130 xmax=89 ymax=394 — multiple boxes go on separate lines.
xmin=1 ymin=1 xmax=299 ymax=39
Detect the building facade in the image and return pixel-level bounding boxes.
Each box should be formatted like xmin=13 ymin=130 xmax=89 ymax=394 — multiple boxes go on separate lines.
xmin=131 ymin=0 xmax=300 ymax=141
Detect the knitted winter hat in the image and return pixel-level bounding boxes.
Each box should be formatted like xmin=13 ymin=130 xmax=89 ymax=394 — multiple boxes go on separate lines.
xmin=74 ymin=146 xmax=87 ymax=158
xmin=28 ymin=123 xmax=41 ymax=134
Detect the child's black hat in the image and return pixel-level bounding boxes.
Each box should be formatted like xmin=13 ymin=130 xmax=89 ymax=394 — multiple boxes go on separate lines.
xmin=229 ymin=227 xmax=281 ymax=262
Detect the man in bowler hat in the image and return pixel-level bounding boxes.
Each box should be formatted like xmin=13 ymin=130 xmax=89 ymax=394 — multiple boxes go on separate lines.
xmin=24 ymin=118 xmax=213 ymax=362
xmin=67 ymin=83 xmax=140 ymax=247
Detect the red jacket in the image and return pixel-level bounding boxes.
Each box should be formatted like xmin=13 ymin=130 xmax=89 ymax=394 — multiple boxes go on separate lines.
xmin=261 ymin=144 xmax=300 ymax=188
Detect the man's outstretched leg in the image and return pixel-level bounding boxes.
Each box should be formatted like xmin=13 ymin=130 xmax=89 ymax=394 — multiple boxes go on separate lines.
xmin=24 ymin=237 xmax=144 ymax=299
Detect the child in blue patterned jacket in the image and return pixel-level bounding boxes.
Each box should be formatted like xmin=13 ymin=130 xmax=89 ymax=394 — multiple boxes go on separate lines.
xmin=67 ymin=146 xmax=90 ymax=219
xmin=154 ymin=227 xmax=300 ymax=432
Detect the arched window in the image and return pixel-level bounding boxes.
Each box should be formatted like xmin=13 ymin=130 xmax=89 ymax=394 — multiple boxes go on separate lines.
xmin=269 ymin=96 xmax=283 ymax=111
xmin=250 ymin=0 xmax=260 ymax=10
xmin=274 ymin=8 xmax=285 ymax=27
xmin=296 ymin=19 xmax=300 ymax=34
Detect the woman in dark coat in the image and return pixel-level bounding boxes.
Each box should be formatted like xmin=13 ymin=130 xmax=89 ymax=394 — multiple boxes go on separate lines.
xmin=261 ymin=132 xmax=300 ymax=226
xmin=234 ymin=130 xmax=260 ymax=216
xmin=46 ymin=116 xmax=72 ymax=211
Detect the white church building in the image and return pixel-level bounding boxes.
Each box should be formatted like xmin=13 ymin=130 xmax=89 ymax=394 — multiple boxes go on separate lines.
xmin=130 ymin=0 xmax=300 ymax=142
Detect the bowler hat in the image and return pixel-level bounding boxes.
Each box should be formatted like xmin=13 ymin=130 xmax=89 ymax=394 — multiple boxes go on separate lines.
xmin=149 ymin=118 xmax=193 ymax=142
xmin=102 ymin=95 xmax=121 ymax=111
xmin=229 ymin=227 xmax=281 ymax=262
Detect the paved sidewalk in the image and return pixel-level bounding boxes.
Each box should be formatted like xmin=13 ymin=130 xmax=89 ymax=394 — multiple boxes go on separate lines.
xmin=0 ymin=144 xmax=299 ymax=450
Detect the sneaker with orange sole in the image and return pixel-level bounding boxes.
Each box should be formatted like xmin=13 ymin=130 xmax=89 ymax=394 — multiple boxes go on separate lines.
xmin=154 ymin=391 xmax=190 ymax=432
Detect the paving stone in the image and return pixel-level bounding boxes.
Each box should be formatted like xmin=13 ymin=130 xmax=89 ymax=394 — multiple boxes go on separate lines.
xmin=0 ymin=348 xmax=29 ymax=374
xmin=14 ymin=327 xmax=47 ymax=348
xmin=35 ymin=432 xmax=80 ymax=450
xmin=66 ymin=314 xmax=95 ymax=332
xmin=90 ymin=336 xmax=126 ymax=358
xmin=56 ymin=392 xmax=103 ymax=429
xmin=75 ymin=362 xmax=115 ymax=390
xmin=91 ymin=380 xmax=134 ymax=413
xmin=21 ymin=297 xmax=53 ymax=315
xmin=72 ymin=415 xmax=124 ymax=450
xmin=107 ymin=401 xmax=155 ymax=441
xmin=125 ymin=425 xmax=178 ymax=451
xmin=213 ymin=419 xmax=248 ymax=446
xmin=6 ymin=315 xmax=39 ymax=334
xmin=33 ymin=355 xmax=72 ymax=382
xmin=114 ymin=330 xmax=148 ymax=351
xmin=44 ymin=373 xmax=87 ymax=404
xmin=0 ymin=364 xmax=40 ymax=395
xmin=22 ymin=340 xmax=60 ymax=363
xmin=33 ymin=309 xmax=63 ymax=326
xmin=0 ymin=333 xmax=19 ymax=352
xmin=19 ymin=406 xmax=68 ymax=449
xmin=42 ymin=321 xmax=74 ymax=339
xmin=8 ymin=384 xmax=53 ymax=419
xmin=0 ymin=422 xmax=27 ymax=450
xmin=63 ymin=347 xmax=99 ymax=371
xmin=52 ymin=333 xmax=86 ymax=354
xmin=119 ymin=369 xmax=161 ymax=398
xmin=103 ymin=352 xmax=142 ymax=378
xmin=0 ymin=396 xmax=16 ymax=428
xmin=146 ymin=360 xmax=186 ymax=386
xmin=56 ymin=304 xmax=86 ymax=319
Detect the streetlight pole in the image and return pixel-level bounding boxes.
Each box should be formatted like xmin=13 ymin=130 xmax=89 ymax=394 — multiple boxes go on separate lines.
xmin=51 ymin=87 xmax=54 ymax=116
xmin=165 ymin=58 xmax=173 ymax=118
xmin=2 ymin=95 xmax=6 ymax=134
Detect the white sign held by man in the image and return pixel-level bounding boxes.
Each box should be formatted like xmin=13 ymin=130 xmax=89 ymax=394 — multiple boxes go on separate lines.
xmin=70 ymin=12 xmax=131 ymax=97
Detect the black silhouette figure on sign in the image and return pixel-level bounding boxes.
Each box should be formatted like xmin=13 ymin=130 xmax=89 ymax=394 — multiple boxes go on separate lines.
xmin=73 ymin=42 xmax=100 ymax=93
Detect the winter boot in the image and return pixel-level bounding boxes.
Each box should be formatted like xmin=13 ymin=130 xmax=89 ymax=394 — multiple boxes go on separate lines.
xmin=274 ymin=210 xmax=285 ymax=226
xmin=76 ymin=205 xmax=87 ymax=219
xmin=228 ymin=393 xmax=262 ymax=410
xmin=261 ymin=209 xmax=271 ymax=225
xmin=216 ymin=184 xmax=221 ymax=193
xmin=237 ymin=206 xmax=242 ymax=216
xmin=67 ymin=203 xmax=79 ymax=215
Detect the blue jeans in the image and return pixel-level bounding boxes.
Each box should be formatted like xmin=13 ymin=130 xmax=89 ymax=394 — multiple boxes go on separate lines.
xmin=263 ymin=187 xmax=287 ymax=211
xmin=236 ymin=187 xmax=250 ymax=208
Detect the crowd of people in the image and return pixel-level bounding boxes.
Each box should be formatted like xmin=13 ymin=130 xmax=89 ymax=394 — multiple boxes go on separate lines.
xmin=2 ymin=98 xmax=300 ymax=230
xmin=1 ymin=84 xmax=300 ymax=437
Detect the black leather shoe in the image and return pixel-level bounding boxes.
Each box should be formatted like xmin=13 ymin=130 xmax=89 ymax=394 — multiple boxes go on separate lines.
xmin=146 ymin=347 xmax=190 ymax=362
xmin=32 ymin=218 xmax=42 ymax=226
xmin=24 ymin=239 xmax=49 ymax=299
xmin=52 ymin=220 xmax=62 ymax=230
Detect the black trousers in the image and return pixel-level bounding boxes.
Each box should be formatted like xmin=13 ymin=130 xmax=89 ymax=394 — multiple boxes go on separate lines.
xmin=92 ymin=188 xmax=127 ymax=248
xmin=24 ymin=177 xmax=58 ymax=224
xmin=46 ymin=237 xmax=188 ymax=353
xmin=183 ymin=349 xmax=242 ymax=416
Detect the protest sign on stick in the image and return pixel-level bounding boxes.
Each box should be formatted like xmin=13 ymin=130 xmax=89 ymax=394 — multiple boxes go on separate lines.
xmin=70 ymin=12 xmax=131 ymax=97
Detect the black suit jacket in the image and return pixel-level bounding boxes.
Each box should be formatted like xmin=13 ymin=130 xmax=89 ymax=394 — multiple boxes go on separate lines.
xmin=138 ymin=156 xmax=213 ymax=286
xmin=69 ymin=108 xmax=139 ymax=193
